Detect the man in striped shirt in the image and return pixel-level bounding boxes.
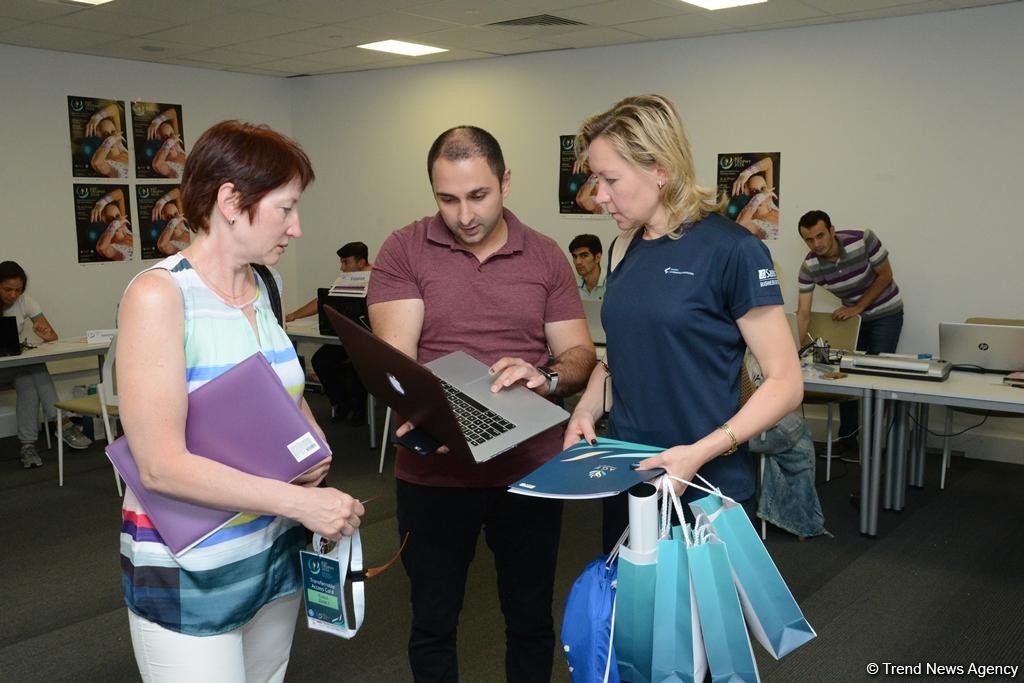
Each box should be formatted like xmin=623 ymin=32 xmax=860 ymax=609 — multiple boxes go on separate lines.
xmin=797 ymin=210 xmax=904 ymax=451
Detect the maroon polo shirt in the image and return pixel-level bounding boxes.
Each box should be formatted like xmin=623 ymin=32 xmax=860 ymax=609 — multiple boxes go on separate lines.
xmin=367 ymin=208 xmax=584 ymax=487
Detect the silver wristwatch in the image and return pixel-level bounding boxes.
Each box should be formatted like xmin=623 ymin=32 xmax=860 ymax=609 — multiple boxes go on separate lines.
xmin=536 ymin=365 xmax=559 ymax=395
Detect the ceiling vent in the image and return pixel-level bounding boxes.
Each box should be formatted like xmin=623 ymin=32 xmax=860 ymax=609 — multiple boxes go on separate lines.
xmin=489 ymin=14 xmax=587 ymax=28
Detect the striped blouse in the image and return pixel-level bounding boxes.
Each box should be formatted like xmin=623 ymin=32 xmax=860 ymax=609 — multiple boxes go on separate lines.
xmin=120 ymin=253 xmax=307 ymax=635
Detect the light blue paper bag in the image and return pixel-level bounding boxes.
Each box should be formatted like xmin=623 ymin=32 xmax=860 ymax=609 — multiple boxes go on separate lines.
xmin=651 ymin=479 xmax=707 ymax=683
xmin=686 ymin=512 xmax=760 ymax=683
xmin=691 ymin=487 xmax=816 ymax=659
xmin=615 ymin=544 xmax=657 ymax=682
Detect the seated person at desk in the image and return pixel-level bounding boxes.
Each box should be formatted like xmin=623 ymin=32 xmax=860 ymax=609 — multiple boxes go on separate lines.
xmin=569 ymin=233 xmax=605 ymax=301
xmin=286 ymin=242 xmax=372 ymax=425
xmin=0 ymin=261 xmax=92 ymax=468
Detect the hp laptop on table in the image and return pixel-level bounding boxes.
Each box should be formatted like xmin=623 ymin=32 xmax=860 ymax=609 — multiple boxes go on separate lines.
xmin=939 ymin=322 xmax=1024 ymax=373
xmin=0 ymin=317 xmax=21 ymax=357
xmin=324 ymin=307 xmax=569 ymax=464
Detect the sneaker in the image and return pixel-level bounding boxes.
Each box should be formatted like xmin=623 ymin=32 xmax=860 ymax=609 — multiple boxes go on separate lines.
xmin=20 ymin=443 xmax=42 ymax=468
xmin=62 ymin=423 xmax=93 ymax=450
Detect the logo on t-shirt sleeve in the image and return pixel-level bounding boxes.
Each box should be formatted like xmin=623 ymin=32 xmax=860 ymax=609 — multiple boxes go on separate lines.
xmin=757 ymin=268 xmax=779 ymax=288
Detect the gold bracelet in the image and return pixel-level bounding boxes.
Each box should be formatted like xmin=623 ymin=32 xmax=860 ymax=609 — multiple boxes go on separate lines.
xmin=719 ymin=423 xmax=739 ymax=455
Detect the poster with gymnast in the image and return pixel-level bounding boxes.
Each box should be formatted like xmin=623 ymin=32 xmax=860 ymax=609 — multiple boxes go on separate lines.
xmin=137 ymin=184 xmax=190 ymax=260
xmin=72 ymin=184 xmax=134 ymax=264
xmin=67 ymin=96 xmax=129 ymax=179
xmin=717 ymin=152 xmax=781 ymax=241
xmin=131 ymin=101 xmax=187 ymax=180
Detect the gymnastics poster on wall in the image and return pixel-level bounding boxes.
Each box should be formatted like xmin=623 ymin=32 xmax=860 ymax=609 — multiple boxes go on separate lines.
xmin=717 ymin=152 xmax=781 ymax=240
xmin=72 ymin=184 xmax=133 ymax=264
xmin=558 ymin=135 xmax=605 ymax=216
xmin=67 ymin=96 xmax=129 ymax=179
xmin=131 ymin=101 xmax=186 ymax=180
xmin=137 ymin=185 xmax=189 ymax=260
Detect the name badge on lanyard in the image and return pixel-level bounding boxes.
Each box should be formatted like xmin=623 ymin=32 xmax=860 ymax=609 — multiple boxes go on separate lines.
xmin=300 ymin=531 xmax=365 ymax=639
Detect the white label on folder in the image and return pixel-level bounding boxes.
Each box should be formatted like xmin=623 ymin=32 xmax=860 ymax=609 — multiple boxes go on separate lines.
xmin=288 ymin=432 xmax=319 ymax=462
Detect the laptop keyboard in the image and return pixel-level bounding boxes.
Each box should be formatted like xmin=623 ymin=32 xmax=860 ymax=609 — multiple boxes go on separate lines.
xmin=439 ymin=380 xmax=516 ymax=446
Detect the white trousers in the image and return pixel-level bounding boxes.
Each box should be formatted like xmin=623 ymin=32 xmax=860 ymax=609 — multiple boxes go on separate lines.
xmin=127 ymin=591 xmax=301 ymax=683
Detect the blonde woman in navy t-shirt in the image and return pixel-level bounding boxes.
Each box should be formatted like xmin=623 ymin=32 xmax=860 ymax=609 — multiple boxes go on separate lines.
xmin=564 ymin=94 xmax=805 ymax=551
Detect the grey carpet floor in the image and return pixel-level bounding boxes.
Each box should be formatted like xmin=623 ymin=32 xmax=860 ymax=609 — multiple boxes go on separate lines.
xmin=2 ymin=394 xmax=1021 ymax=682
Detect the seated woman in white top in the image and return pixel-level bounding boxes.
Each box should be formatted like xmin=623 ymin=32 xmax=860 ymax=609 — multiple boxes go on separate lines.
xmin=0 ymin=261 xmax=92 ymax=468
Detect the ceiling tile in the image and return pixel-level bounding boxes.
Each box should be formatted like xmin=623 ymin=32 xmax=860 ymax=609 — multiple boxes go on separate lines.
xmin=248 ymin=0 xmax=382 ymax=23
xmin=92 ymin=0 xmax=233 ymax=23
xmin=558 ymin=0 xmax=688 ymax=26
xmin=473 ymin=36 xmax=565 ymax=55
xmin=710 ymin=0 xmax=828 ymax=28
xmin=182 ymin=47 xmax=277 ymax=67
xmin=417 ymin=25 xmax=537 ymax=50
xmin=244 ymin=56 xmax=341 ymax=75
xmin=301 ymin=45 xmax=404 ymax=66
xmin=619 ymin=12 xmax=731 ymax=39
xmin=46 ymin=7 xmax=181 ymax=37
xmin=801 ymin=0 xmax=932 ymax=13
xmin=141 ymin=11 xmax=321 ymax=48
xmin=345 ymin=11 xmax=459 ymax=37
xmin=0 ymin=22 xmax=108 ymax=51
xmin=229 ymin=35 xmax=340 ymax=58
xmin=75 ymin=38 xmax=204 ymax=61
xmin=402 ymin=0 xmax=536 ymax=26
xmin=0 ymin=17 xmax=29 ymax=32
xmin=0 ymin=0 xmax=82 ymax=22
xmin=545 ymin=26 xmax=651 ymax=48
xmin=267 ymin=23 xmax=377 ymax=49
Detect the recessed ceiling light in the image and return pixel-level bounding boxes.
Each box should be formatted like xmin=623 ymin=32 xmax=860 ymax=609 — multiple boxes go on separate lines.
xmin=62 ymin=0 xmax=116 ymax=6
xmin=680 ymin=0 xmax=767 ymax=9
xmin=357 ymin=40 xmax=447 ymax=57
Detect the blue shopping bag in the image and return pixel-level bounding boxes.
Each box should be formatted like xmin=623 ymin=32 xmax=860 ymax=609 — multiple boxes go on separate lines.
xmin=650 ymin=478 xmax=707 ymax=683
xmin=561 ymin=556 xmax=621 ymax=683
xmin=686 ymin=512 xmax=760 ymax=683
xmin=690 ymin=489 xmax=816 ymax=659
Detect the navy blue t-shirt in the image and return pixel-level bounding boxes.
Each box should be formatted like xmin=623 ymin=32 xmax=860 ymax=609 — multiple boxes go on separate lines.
xmin=603 ymin=213 xmax=783 ymax=503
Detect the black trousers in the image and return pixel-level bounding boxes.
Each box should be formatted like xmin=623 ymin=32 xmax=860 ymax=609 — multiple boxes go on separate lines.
xmin=396 ymin=479 xmax=564 ymax=683
xmin=310 ymin=345 xmax=367 ymax=414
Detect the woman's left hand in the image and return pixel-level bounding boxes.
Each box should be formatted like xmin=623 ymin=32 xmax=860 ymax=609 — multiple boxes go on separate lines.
xmin=294 ymin=458 xmax=331 ymax=487
xmin=636 ymin=444 xmax=706 ymax=495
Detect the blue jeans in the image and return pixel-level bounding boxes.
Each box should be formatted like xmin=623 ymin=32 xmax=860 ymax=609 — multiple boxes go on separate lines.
xmin=839 ymin=311 xmax=904 ymax=438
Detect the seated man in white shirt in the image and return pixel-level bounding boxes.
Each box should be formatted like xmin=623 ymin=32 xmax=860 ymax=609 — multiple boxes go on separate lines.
xmin=569 ymin=233 xmax=605 ymax=301
xmin=286 ymin=242 xmax=372 ymax=426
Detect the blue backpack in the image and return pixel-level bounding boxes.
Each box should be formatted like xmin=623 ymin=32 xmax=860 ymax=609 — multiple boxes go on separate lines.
xmin=561 ymin=555 xmax=621 ymax=683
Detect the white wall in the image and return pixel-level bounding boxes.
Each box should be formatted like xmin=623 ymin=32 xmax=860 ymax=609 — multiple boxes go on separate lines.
xmin=289 ymin=3 xmax=1024 ymax=359
xmin=0 ymin=44 xmax=297 ymax=338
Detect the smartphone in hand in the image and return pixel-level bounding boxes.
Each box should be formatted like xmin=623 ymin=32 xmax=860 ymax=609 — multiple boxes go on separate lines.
xmin=396 ymin=428 xmax=442 ymax=456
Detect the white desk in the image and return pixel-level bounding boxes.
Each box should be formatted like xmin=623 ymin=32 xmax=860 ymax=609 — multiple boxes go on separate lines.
xmin=802 ymin=365 xmax=880 ymax=535
xmin=870 ymin=371 xmax=1024 ymax=514
xmin=285 ymin=319 xmax=378 ymax=449
xmin=0 ymin=338 xmax=109 ymax=371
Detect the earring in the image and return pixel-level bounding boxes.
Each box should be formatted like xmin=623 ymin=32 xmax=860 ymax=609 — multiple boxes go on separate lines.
xmin=657 ymin=181 xmax=664 ymax=189
xmin=229 ymin=215 xmax=236 ymax=225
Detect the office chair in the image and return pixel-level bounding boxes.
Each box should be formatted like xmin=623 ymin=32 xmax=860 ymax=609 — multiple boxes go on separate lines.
xmin=800 ymin=311 xmax=861 ymax=481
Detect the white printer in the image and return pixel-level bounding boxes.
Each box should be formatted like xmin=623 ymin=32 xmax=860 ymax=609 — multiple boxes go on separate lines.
xmin=839 ymin=353 xmax=951 ymax=382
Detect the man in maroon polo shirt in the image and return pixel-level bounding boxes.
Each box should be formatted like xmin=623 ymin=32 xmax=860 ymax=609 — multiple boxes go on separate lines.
xmin=368 ymin=125 xmax=595 ymax=682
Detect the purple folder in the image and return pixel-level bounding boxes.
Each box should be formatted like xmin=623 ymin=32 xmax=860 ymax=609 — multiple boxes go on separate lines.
xmin=106 ymin=352 xmax=331 ymax=555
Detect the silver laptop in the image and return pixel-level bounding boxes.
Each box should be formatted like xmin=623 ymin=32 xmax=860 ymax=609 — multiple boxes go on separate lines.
xmin=324 ymin=307 xmax=569 ymax=463
xmin=582 ymin=299 xmax=605 ymax=345
xmin=939 ymin=322 xmax=1024 ymax=373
